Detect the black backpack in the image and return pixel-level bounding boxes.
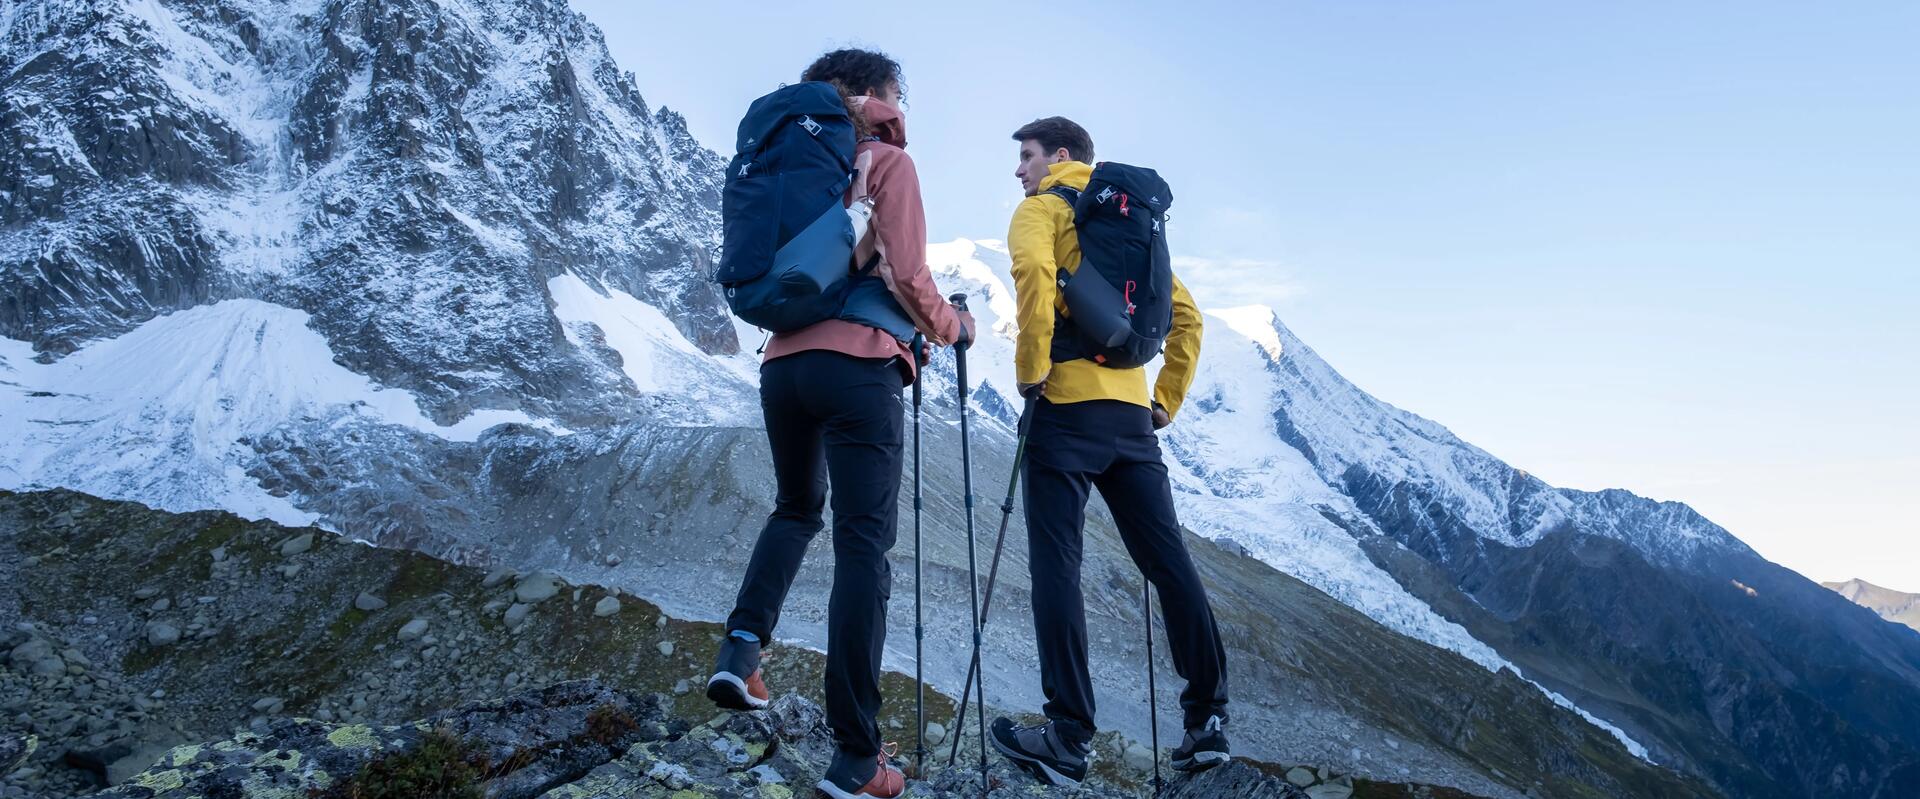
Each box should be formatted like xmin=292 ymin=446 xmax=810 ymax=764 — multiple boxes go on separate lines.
xmin=1047 ymin=163 xmax=1175 ymax=368
xmin=713 ymin=82 xmax=913 ymax=341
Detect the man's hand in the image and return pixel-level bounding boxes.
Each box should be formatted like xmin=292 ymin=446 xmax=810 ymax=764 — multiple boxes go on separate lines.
xmin=1018 ymin=379 xmax=1048 ymax=400
xmin=1151 ymin=403 xmax=1172 ymax=430
xmin=955 ymin=309 xmax=977 ymax=348
xmin=917 ymin=338 xmax=932 ymax=366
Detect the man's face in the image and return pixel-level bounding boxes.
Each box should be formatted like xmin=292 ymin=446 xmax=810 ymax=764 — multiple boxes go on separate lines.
xmin=1015 ymin=139 xmax=1066 ymax=197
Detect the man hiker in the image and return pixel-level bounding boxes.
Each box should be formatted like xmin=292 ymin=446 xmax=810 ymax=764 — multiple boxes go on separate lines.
xmin=705 ymin=49 xmax=973 ymax=799
xmin=987 ymin=116 xmax=1231 ymax=786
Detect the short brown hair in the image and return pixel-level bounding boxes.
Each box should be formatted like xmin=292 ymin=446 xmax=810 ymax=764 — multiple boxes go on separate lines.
xmin=1012 ymin=117 xmax=1094 ymax=164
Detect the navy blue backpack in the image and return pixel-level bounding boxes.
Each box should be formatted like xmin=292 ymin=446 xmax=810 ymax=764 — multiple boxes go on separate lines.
xmin=714 ymin=82 xmax=913 ymax=341
xmin=1046 ymin=163 xmax=1176 ymax=369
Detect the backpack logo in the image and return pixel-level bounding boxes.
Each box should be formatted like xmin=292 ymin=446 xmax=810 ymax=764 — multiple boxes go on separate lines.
xmin=738 ymin=162 xmax=752 ymax=177
xmin=1096 ymin=186 xmax=1117 ymax=203
xmin=798 ymin=115 xmax=822 ymax=136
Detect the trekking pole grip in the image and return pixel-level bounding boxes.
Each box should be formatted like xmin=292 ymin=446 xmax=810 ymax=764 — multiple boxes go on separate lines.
xmin=948 ymin=293 xmax=972 ymax=352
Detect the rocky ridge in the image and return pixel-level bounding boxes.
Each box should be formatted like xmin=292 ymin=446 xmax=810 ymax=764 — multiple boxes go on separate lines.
xmin=78 ymin=679 xmax=1368 ymax=799
xmin=1 ymin=488 xmax=1550 ymax=799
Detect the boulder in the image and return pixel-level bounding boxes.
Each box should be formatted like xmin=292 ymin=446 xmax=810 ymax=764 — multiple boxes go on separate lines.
xmin=279 ymin=532 xmax=315 ymax=556
xmin=514 ymin=571 xmax=562 ymax=604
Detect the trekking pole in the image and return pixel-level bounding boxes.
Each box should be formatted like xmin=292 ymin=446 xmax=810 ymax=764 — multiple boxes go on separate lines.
xmin=948 ymin=293 xmax=991 ymax=791
xmin=911 ymin=333 xmax=928 ymax=774
xmin=1144 ymin=583 xmax=1163 ymax=796
xmin=946 ymin=393 xmax=1038 ymax=767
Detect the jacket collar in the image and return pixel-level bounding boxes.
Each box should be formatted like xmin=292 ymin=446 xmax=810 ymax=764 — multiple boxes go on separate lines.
xmin=849 ymin=96 xmax=907 ymax=148
xmin=1039 ymin=159 xmax=1093 ymax=191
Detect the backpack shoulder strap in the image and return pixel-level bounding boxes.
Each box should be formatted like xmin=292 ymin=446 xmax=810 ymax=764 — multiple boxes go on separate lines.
xmin=851 ymin=149 xmax=875 ymax=202
xmin=1045 ymin=185 xmax=1081 ymax=206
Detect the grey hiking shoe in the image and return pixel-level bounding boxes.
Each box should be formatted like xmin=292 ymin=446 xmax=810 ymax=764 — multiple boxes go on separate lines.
xmin=1170 ymin=714 xmax=1230 ymax=771
xmin=705 ymin=633 xmax=769 ymax=710
xmin=989 ymin=717 xmax=1091 ymax=787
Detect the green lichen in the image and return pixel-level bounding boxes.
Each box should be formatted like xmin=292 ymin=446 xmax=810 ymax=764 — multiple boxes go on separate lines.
xmin=130 ymin=768 xmax=188 ymax=792
xmin=326 ymin=725 xmax=379 ymax=753
xmin=536 ymin=771 xmax=637 ymax=799
xmin=249 ymin=748 xmax=301 ymax=769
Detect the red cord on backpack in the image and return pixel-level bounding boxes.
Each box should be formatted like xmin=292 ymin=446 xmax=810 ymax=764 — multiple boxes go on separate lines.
xmin=1119 ymin=193 xmax=1130 ymax=217
xmin=1124 ymin=280 xmax=1138 ymax=316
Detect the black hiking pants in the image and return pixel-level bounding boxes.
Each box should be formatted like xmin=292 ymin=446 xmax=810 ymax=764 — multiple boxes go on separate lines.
xmin=726 ymin=350 xmax=905 ymax=758
xmin=1024 ymin=398 xmax=1230 ymax=736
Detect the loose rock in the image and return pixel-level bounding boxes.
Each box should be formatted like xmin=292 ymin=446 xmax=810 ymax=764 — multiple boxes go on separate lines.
xmin=144 ymin=622 xmax=180 ymax=647
xmin=594 ymin=596 xmax=621 ymax=617
xmin=514 ymin=571 xmax=562 ymax=603
xmin=482 ymin=567 xmax=516 ymax=589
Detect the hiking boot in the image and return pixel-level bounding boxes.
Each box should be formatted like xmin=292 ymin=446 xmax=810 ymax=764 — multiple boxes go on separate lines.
xmin=989 ymin=716 xmax=1091 ymax=787
xmin=816 ymin=747 xmax=905 ymax=799
xmin=705 ymin=633 xmax=769 ymax=710
xmin=1170 ymin=714 xmax=1230 ymax=771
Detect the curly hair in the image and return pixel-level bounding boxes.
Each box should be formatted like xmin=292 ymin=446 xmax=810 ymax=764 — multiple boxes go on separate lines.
xmin=801 ymin=48 xmax=904 ymax=139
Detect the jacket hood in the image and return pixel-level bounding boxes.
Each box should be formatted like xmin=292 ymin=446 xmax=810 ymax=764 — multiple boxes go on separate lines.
xmin=850 ymin=96 xmax=907 ymax=148
xmin=1039 ymin=159 xmax=1093 ymax=192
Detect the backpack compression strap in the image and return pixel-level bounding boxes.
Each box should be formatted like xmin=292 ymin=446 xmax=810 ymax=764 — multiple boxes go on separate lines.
xmin=1041 ymin=184 xmax=1113 ymax=363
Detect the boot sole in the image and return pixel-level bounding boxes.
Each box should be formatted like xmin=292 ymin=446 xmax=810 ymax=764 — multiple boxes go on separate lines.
xmin=813 ymin=766 xmax=905 ymax=799
xmin=705 ymin=672 xmax=768 ymax=710
xmin=989 ymin=731 xmax=1084 ymax=787
xmin=814 ymin=778 xmax=895 ymax=799
xmin=1171 ymin=750 xmax=1230 ymax=771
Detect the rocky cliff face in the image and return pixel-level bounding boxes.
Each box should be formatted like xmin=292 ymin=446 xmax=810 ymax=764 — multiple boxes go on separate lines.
xmin=0 ymin=0 xmax=732 ymax=424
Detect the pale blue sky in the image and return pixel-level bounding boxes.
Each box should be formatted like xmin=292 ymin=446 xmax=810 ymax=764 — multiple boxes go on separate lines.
xmin=577 ymin=1 xmax=1920 ymax=589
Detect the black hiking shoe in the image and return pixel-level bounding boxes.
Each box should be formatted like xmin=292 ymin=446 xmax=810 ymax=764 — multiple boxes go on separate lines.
xmin=705 ymin=633 xmax=769 ymax=710
xmin=990 ymin=717 xmax=1091 ymax=787
xmin=1170 ymin=714 xmax=1230 ymax=771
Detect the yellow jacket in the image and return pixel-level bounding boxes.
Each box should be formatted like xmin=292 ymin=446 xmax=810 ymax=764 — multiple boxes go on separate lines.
xmin=1009 ymin=160 xmax=1203 ymax=419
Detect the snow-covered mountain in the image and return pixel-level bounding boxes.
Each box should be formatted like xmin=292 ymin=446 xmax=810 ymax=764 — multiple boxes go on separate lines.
xmin=1 ymin=0 xmax=735 ymax=427
xmin=4 ymin=2 xmax=1919 ymax=797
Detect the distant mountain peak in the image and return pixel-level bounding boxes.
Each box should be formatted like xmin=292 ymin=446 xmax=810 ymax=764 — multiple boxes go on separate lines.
xmin=1825 ymin=578 xmax=1920 ymax=632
